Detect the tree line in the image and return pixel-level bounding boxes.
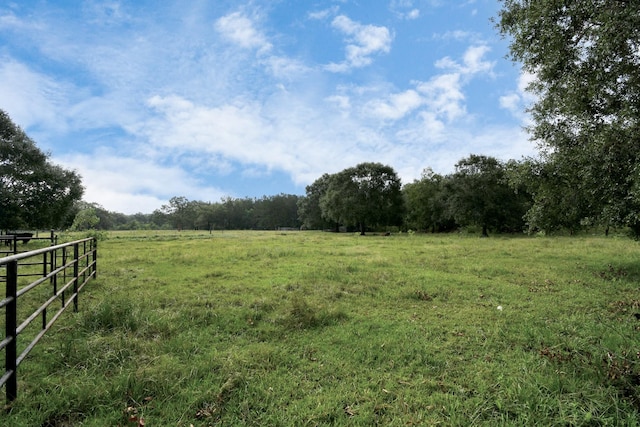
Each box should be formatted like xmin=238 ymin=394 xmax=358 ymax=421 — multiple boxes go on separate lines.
xmin=64 ymin=154 xmax=614 ymax=236
xmin=299 ymin=157 xmax=530 ymax=236
xmin=65 ymin=195 xmax=302 ymax=232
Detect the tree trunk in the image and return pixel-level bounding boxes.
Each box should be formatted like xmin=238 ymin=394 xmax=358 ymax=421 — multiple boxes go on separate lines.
xmin=481 ymin=224 xmax=489 ymax=237
xmin=360 ymin=222 xmax=366 ymax=235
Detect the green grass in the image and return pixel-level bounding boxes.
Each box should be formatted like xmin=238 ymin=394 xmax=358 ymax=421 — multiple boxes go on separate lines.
xmin=3 ymin=230 xmax=640 ymax=426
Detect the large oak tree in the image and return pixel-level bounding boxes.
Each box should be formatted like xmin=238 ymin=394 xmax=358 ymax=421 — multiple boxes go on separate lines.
xmin=319 ymin=162 xmax=404 ymax=235
xmin=0 ymin=110 xmax=83 ymax=230
xmin=496 ymin=0 xmax=640 ymax=234
xmin=445 ymin=155 xmax=529 ymax=236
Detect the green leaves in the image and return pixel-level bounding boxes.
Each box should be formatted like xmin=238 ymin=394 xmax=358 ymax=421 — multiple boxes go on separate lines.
xmin=0 ymin=109 xmax=84 ymax=230
xmin=314 ymin=162 xmax=404 ymax=234
xmin=497 ymin=0 xmax=640 ymax=234
xmin=446 ymin=155 xmax=529 ymax=236
xmin=403 ymin=156 xmax=528 ymax=235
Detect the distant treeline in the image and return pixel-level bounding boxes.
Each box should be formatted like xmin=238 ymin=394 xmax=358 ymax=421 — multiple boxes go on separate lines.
xmin=69 ymin=194 xmax=303 ymax=231
xmin=67 ymin=154 xmax=595 ymax=236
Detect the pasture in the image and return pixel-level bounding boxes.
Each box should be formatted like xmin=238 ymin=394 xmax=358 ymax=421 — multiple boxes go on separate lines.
xmin=3 ymin=230 xmax=640 ymax=426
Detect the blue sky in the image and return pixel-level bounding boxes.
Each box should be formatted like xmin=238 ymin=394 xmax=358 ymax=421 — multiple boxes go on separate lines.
xmin=0 ymin=0 xmax=536 ymax=214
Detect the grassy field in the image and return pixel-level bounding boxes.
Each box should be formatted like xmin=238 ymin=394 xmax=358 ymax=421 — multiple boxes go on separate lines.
xmin=2 ymin=230 xmax=640 ymax=426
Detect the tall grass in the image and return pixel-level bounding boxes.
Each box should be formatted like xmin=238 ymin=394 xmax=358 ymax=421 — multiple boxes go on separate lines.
xmin=3 ymin=230 xmax=640 ymax=425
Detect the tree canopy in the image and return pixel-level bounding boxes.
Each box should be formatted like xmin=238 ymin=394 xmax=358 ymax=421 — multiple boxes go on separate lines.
xmin=401 ymin=156 xmax=531 ymax=235
xmin=0 ymin=110 xmax=83 ymax=230
xmin=316 ymin=162 xmax=404 ymax=235
xmin=403 ymin=168 xmax=453 ymax=233
xmin=297 ymin=173 xmax=335 ymax=231
xmin=445 ymin=155 xmax=529 ymax=236
xmin=496 ymin=0 xmax=640 ymax=234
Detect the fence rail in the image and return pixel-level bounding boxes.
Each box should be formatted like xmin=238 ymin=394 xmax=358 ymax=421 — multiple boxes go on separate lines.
xmin=0 ymin=238 xmax=97 ymax=405
xmin=0 ymin=231 xmax=57 ymax=257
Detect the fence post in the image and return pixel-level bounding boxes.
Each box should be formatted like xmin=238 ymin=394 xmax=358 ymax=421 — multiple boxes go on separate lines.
xmin=73 ymin=243 xmax=79 ymax=312
xmin=42 ymin=252 xmax=47 ymax=277
xmin=42 ymin=252 xmax=48 ymax=330
xmin=51 ymin=246 xmax=57 ymax=295
xmin=82 ymin=240 xmax=87 ymax=285
xmin=5 ymin=261 xmax=18 ymax=403
xmin=61 ymin=247 xmax=67 ymax=308
xmin=92 ymin=239 xmax=98 ymax=279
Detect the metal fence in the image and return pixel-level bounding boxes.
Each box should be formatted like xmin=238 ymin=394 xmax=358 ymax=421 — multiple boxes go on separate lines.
xmin=0 ymin=231 xmax=57 ymax=257
xmin=0 ymin=238 xmax=97 ymax=404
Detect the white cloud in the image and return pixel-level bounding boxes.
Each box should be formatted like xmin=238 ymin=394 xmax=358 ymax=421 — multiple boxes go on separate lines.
xmin=214 ymin=11 xmax=311 ymax=81
xmin=499 ymin=70 xmax=537 ymax=121
xmin=499 ymin=93 xmax=520 ymax=112
xmin=325 ymin=95 xmax=351 ymax=115
xmin=432 ymin=30 xmax=487 ymax=47
xmin=0 ymin=58 xmax=69 ymax=132
xmin=0 ymin=11 xmax=20 ymax=28
xmin=308 ymin=6 xmax=339 ymax=20
xmin=142 ymin=92 xmax=354 ymax=184
xmin=326 ymin=15 xmax=393 ymax=72
xmin=462 ymin=45 xmax=494 ymax=74
xmin=416 ymin=74 xmax=465 ymax=121
xmin=57 ymin=150 xmax=227 ymax=214
xmin=144 ymin=95 xmax=268 ymax=163
xmin=398 ymin=44 xmax=495 ymax=123
xmin=407 ymin=9 xmax=420 ymax=19
xmin=389 ymin=0 xmax=421 ymax=20
xmin=215 ymin=11 xmax=272 ymax=54
xmin=436 ymin=44 xmax=494 ymax=75
xmin=437 ymin=30 xmax=473 ymax=40
xmin=0 ymin=10 xmax=44 ymax=31
xmin=366 ymin=89 xmax=423 ymax=120
xmin=263 ymin=55 xmax=310 ymax=79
